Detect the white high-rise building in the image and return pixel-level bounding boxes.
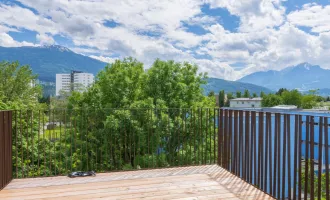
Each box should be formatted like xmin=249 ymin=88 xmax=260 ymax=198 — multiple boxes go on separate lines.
xmin=56 ymin=71 xmax=94 ymax=96
xmin=73 ymin=72 xmax=94 ymax=90
xmin=56 ymin=74 xmax=71 ymax=96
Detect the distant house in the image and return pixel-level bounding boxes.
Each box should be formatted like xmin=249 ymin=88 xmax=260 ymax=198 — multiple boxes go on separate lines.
xmin=229 ymin=97 xmax=262 ymax=108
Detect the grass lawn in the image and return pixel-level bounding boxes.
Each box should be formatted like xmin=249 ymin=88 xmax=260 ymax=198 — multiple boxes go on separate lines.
xmin=44 ymin=127 xmax=66 ymax=139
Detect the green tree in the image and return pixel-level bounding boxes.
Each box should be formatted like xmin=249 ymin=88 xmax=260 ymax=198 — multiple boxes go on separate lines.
xmin=144 ymin=59 xmax=208 ymax=108
xmin=236 ymin=91 xmax=242 ymax=98
xmin=301 ymin=95 xmax=317 ymax=109
xmin=225 ymin=93 xmax=234 ymax=107
xmin=64 ymin=58 xmax=216 ymax=170
xmin=208 ymin=91 xmax=215 ymax=97
xmin=97 ymin=57 xmax=145 ymax=108
xmin=281 ymin=89 xmax=302 ymax=107
xmin=218 ymin=90 xmax=225 ymax=107
xmin=276 ymin=88 xmax=288 ymax=96
xmin=243 ymin=90 xmax=250 ymax=98
xmin=260 ymin=91 xmax=265 ymax=98
xmin=261 ymin=94 xmax=282 ymax=107
xmin=0 ymin=61 xmax=42 ymax=109
xmin=308 ymin=89 xmax=319 ymax=96
xmin=252 ymin=93 xmax=258 ymax=98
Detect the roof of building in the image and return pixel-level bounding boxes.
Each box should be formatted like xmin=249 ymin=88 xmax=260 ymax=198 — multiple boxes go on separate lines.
xmin=271 ymin=105 xmax=297 ymax=109
xmin=230 ymin=97 xmax=262 ymax=101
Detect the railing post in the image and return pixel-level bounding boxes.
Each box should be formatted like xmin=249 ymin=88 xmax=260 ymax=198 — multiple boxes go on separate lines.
xmin=0 ymin=110 xmax=13 ymax=191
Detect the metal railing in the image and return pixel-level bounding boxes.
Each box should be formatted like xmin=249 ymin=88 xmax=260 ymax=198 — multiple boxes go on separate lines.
xmin=3 ymin=107 xmax=330 ymax=199
xmin=219 ymin=108 xmax=330 ymax=200
xmin=10 ymin=108 xmax=218 ymax=178
xmin=0 ymin=111 xmax=12 ymax=190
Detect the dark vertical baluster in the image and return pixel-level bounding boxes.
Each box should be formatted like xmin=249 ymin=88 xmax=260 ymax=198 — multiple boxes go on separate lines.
xmin=282 ymin=114 xmax=287 ymax=200
xmin=260 ymin=112 xmax=264 ymax=190
xmin=209 ymin=109 xmax=212 ymax=165
xmin=147 ymin=109 xmax=150 ymax=168
xmin=20 ymin=111 xmax=23 ymax=178
xmin=190 ymin=109 xmax=193 ymax=165
xmin=151 ymin=109 xmax=154 ymax=168
xmin=298 ymin=115 xmax=302 ymax=200
xmin=42 ymin=111 xmax=46 ymax=176
xmin=80 ymin=110 xmax=84 ymax=172
xmin=325 ymin=117 xmax=329 ymax=200
xmin=310 ymin=116 xmax=315 ymax=200
xmin=59 ymin=110 xmax=62 ymax=174
xmin=26 ymin=110 xmax=30 ymax=177
xmin=130 ymin=110 xmax=133 ymax=171
xmin=234 ymin=110 xmax=238 ymax=174
xmin=304 ymin=116 xmax=310 ymax=200
xmin=15 ymin=111 xmax=18 ymax=178
xmin=239 ymin=110 xmax=243 ymax=177
xmin=253 ymin=111 xmax=257 ymax=185
xmin=250 ymin=111 xmax=256 ymax=185
xmin=64 ymin=110 xmax=67 ymax=173
xmin=288 ymin=114 xmax=291 ymax=200
xmin=245 ymin=110 xmax=250 ymax=182
xmin=193 ymin=109 xmax=196 ymax=165
xmin=273 ymin=113 xmax=278 ymax=198
xmin=258 ymin=111 xmax=262 ymax=187
xmin=168 ymin=109 xmax=171 ymax=167
xmin=224 ymin=109 xmax=228 ymax=169
xmin=213 ymin=108 xmax=216 ymax=164
xmin=70 ymin=110 xmax=73 ymax=173
xmin=242 ymin=110 xmax=246 ymax=180
xmin=317 ymin=117 xmax=323 ymax=200
xmin=201 ymin=108 xmax=204 ymax=165
xmin=293 ymin=115 xmax=298 ymax=200
xmin=268 ymin=113 xmax=273 ymax=196
xmin=48 ymin=109 xmax=51 ymax=176
xmin=265 ymin=112 xmax=269 ymax=193
xmin=85 ymin=110 xmax=88 ymax=171
xmin=53 ymin=109 xmax=56 ymax=176
xmin=277 ymin=114 xmax=281 ymax=198
xmin=31 ymin=111 xmax=34 ymax=178
xmin=229 ymin=110 xmax=233 ymax=171
xmin=181 ymin=109 xmax=188 ymax=165
xmin=177 ymin=109 xmax=180 ymax=166
xmin=218 ymin=109 xmax=223 ymax=166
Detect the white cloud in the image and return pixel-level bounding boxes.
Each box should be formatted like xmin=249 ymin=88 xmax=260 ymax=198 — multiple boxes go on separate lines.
xmin=287 ymin=4 xmax=330 ymax=33
xmin=36 ymin=33 xmax=55 ymax=45
xmin=0 ymin=0 xmax=330 ymax=81
xmin=207 ymin=0 xmax=286 ymax=31
xmin=0 ymin=32 xmax=35 ymax=47
xmin=0 ymin=4 xmax=57 ymax=34
xmin=90 ymin=55 xmax=117 ymax=64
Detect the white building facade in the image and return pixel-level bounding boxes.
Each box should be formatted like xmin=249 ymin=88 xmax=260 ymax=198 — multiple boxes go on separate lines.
xmin=229 ymin=98 xmax=262 ymax=108
xmin=56 ymin=74 xmax=71 ymax=96
xmin=73 ymin=72 xmax=94 ymax=92
xmin=56 ymin=71 xmax=94 ymax=96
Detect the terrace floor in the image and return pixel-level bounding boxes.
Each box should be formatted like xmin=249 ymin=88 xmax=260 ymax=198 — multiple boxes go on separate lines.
xmin=0 ymin=165 xmax=274 ymax=200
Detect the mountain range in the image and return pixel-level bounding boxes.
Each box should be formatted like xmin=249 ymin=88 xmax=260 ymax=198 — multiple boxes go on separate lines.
xmin=0 ymin=45 xmax=272 ymax=96
xmin=0 ymin=45 xmax=106 ymax=82
xmin=203 ymin=78 xmax=272 ymax=95
xmin=239 ymin=63 xmax=330 ymax=93
xmin=2 ymin=45 xmax=329 ymax=96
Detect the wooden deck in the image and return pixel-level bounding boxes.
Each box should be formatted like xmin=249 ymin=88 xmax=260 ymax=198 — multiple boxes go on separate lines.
xmin=0 ymin=165 xmax=275 ymax=200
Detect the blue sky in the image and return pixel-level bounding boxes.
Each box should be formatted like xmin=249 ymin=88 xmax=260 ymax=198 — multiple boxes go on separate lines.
xmin=0 ymin=0 xmax=330 ymax=80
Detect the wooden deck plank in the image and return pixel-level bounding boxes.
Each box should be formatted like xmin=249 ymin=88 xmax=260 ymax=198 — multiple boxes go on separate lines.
xmin=0 ymin=165 xmax=275 ymax=200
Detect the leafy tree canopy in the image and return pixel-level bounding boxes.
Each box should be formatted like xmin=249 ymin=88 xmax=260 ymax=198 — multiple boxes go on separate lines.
xmin=0 ymin=61 xmax=43 ymax=110
xmin=261 ymin=94 xmax=283 ymax=107
xmin=243 ymin=90 xmax=250 ymax=98
xmin=69 ymin=58 xmax=213 ymax=109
